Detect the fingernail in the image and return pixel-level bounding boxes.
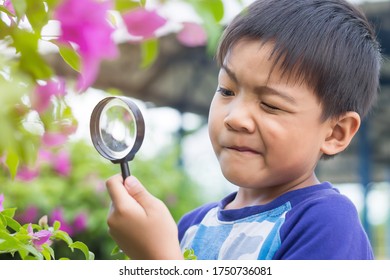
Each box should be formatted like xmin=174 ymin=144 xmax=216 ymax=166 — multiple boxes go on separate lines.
xmin=125 ymin=176 xmax=136 ymax=188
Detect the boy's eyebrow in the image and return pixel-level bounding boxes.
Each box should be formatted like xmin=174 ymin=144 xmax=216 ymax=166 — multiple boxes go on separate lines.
xmin=221 ymin=64 xmax=297 ymax=105
xmin=254 ymin=85 xmax=297 ymax=105
xmin=221 ymin=64 xmax=238 ymax=84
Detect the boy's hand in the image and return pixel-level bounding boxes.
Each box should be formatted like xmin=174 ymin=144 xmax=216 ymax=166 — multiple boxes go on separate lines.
xmin=106 ymin=174 xmax=183 ymax=260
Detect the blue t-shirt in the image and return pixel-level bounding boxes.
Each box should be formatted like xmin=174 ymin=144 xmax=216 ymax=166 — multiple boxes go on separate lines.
xmin=178 ymin=182 xmax=373 ymax=260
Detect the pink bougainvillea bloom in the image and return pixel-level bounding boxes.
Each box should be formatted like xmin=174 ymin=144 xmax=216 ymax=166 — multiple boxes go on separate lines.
xmin=73 ymin=212 xmax=87 ymax=233
xmin=38 ymin=149 xmax=53 ymax=163
xmin=3 ymin=0 xmax=15 ymax=15
xmin=0 ymin=193 xmax=4 ymax=212
xmin=15 ymin=206 xmax=39 ymax=224
xmin=42 ymin=131 xmax=68 ymax=147
xmin=177 ymin=22 xmax=207 ymax=47
xmin=28 ymin=224 xmax=52 ymax=251
xmin=54 ymin=0 xmax=118 ymax=91
xmin=33 ymin=78 xmax=66 ymax=113
xmin=52 ymin=150 xmax=71 ymax=176
xmin=50 ymin=208 xmax=74 ymax=236
xmin=16 ymin=166 xmax=40 ymax=181
xmin=123 ymin=8 xmax=167 ymax=39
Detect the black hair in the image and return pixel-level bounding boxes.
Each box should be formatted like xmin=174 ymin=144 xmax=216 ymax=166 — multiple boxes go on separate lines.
xmin=217 ymin=0 xmax=382 ymax=120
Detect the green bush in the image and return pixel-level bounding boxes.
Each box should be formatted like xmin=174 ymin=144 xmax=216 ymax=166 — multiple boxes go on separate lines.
xmin=0 ymin=139 xmax=203 ymax=259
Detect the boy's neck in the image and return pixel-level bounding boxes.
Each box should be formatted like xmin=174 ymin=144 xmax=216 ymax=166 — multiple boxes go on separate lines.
xmin=224 ymin=173 xmax=320 ymax=209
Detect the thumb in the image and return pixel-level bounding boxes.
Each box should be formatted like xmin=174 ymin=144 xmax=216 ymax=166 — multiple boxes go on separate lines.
xmin=124 ymin=176 xmax=159 ymax=210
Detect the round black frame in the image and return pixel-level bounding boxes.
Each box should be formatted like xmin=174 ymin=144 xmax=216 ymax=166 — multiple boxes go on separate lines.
xmin=90 ymin=96 xmax=145 ymax=179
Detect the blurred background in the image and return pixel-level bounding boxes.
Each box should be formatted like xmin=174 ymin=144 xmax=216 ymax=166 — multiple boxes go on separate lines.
xmin=1 ymin=0 xmax=389 ymax=259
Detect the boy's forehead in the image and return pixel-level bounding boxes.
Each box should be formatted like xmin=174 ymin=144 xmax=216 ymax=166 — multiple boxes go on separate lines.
xmin=223 ymin=38 xmax=311 ymax=89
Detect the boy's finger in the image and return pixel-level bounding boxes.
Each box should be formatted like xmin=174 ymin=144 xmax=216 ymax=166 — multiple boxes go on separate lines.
xmin=124 ymin=176 xmax=161 ymax=211
xmin=106 ymin=174 xmax=138 ymax=208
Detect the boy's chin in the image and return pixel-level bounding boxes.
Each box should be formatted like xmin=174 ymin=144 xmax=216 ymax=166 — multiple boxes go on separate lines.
xmin=222 ymin=171 xmax=262 ymax=189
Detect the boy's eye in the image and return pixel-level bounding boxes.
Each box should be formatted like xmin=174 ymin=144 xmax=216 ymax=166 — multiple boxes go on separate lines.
xmin=217 ymin=87 xmax=235 ymax=97
xmin=261 ymin=102 xmax=280 ymax=111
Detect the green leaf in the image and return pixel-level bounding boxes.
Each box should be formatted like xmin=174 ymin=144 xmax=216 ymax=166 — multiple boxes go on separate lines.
xmin=12 ymin=29 xmax=53 ymax=79
xmin=10 ymin=0 xmax=27 ymax=19
xmin=69 ymin=241 xmax=95 ymax=260
xmin=0 ymin=214 xmax=7 ymax=229
xmin=140 ymin=39 xmax=159 ymax=68
xmin=183 ymin=248 xmax=197 ymax=260
xmin=23 ymin=255 xmax=37 ymax=260
xmin=42 ymin=248 xmax=51 ymax=260
xmin=13 ymin=230 xmax=31 ymax=244
xmin=0 ymin=231 xmax=42 ymax=259
xmin=61 ymin=104 xmax=74 ymax=120
xmin=51 ymin=40 xmax=81 ymax=72
xmin=53 ymin=220 xmax=61 ymax=231
xmin=5 ymin=150 xmax=19 ymax=179
xmin=187 ymin=0 xmax=224 ymax=22
xmin=19 ymin=138 xmax=40 ymax=169
xmin=1 ymin=208 xmax=17 ymax=219
xmin=52 ymin=230 xmax=73 ymax=247
xmin=25 ymin=0 xmax=48 ymax=34
xmin=19 ymin=244 xmax=43 ymax=260
xmin=205 ymin=0 xmax=224 ymax=22
xmin=45 ymin=0 xmax=60 ymax=10
xmin=111 ymin=244 xmax=121 ymax=255
xmin=0 ymin=14 xmax=11 ymax=39
xmin=115 ymin=0 xmax=141 ymax=12
xmin=0 ymin=232 xmax=18 ymax=251
xmin=4 ymin=216 xmax=21 ymax=232
xmin=42 ymin=244 xmax=55 ymax=260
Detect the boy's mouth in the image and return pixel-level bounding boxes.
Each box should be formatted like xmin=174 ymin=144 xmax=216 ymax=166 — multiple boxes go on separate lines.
xmin=227 ymin=145 xmax=261 ymax=155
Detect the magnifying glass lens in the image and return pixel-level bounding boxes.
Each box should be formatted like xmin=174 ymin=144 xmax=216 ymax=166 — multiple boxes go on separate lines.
xmin=90 ymin=96 xmax=145 ymax=180
xmin=100 ymin=101 xmax=136 ymax=158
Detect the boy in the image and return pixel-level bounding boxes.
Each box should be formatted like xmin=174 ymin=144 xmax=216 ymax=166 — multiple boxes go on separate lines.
xmin=105 ymin=0 xmax=381 ymax=259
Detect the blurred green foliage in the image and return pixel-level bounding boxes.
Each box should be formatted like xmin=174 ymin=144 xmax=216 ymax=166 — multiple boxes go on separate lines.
xmin=0 ymin=138 xmax=203 ymax=259
xmin=0 ymin=208 xmax=94 ymax=260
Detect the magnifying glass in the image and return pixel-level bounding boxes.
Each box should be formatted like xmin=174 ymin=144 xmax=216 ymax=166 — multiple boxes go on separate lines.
xmin=90 ymin=96 xmax=145 ymax=180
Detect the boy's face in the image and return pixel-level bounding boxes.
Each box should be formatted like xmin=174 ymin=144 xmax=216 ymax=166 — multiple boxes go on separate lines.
xmin=208 ymin=39 xmax=333 ymax=193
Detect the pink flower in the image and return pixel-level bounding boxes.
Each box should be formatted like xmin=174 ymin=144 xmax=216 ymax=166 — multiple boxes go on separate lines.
xmin=42 ymin=132 xmax=68 ymax=147
xmin=50 ymin=208 xmax=74 ymax=236
xmin=15 ymin=149 xmax=56 ymax=182
xmin=38 ymin=149 xmax=53 ymax=162
xmin=0 ymin=193 xmax=4 ymax=212
xmin=123 ymin=8 xmax=167 ymax=39
xmin=28 ymin=224 xmax=52 ymax=251
xmin=16 ymin=166 xmax=40 ymax=181
xmin=49 ymin=208 xmax=88 ymax=236
xmin=52 ymin=150 xmax=71 ymax=176
xmin=33 ymin=78 xmax=66 ymax=113
xmin=15 ymin=206 xmax=39 ymax=224
xmin=54 ymin=0 xmax=118 ymax=91
xmin=177 ymin=22 xmax=207 ymax=47
xmin=73 ymin=213 xmax=87 ymax=233
xmin=3 ymin=0 xmax=15 ymax=15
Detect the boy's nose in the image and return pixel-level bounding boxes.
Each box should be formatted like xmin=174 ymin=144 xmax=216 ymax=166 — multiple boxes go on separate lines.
xmin=223 ymin=98 xmax=255 ymax=133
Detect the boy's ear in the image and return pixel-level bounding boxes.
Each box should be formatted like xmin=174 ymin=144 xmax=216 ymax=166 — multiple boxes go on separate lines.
xmin=320 ymin=112 xmax=361 ymax=156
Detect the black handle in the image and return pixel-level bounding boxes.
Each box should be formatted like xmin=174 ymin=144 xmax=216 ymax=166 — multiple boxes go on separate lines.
xmin=120 ymin=161 xmax=130 ymax=181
